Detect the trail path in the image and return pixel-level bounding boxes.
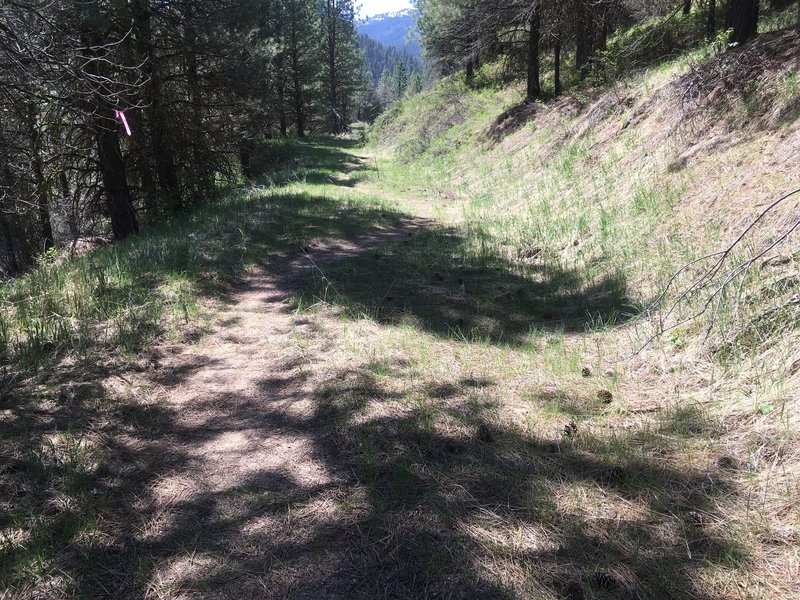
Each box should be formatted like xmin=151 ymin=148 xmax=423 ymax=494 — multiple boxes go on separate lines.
xmin=141 ymin=163 xmax=426 ymax=597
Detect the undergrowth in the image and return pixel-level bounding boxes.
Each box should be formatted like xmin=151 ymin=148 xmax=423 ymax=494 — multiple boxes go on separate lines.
xmin=0 ymin=137 xmax=399 ymax=374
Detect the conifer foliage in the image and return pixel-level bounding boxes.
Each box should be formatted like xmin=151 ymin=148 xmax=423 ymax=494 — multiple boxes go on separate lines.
xmin=417 ymin=0 xmax=765 ymax=101
xmin=0 ymin=0 xmax=367 ymax=274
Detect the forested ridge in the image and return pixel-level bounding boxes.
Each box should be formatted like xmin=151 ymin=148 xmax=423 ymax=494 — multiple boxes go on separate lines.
xmin=358 ymin=33 xmax=423 ymax=86
xmin=1 ymin=1 xmax=800 ymax=599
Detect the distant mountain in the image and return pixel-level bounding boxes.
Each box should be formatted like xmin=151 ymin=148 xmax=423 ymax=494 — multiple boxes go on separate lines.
xmin=357 ymin=8 xmax=421 ymax=60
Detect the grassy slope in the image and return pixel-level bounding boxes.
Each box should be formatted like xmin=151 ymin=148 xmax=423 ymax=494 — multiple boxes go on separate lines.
xmin=337 ymin=27 xmax=800 ymax=599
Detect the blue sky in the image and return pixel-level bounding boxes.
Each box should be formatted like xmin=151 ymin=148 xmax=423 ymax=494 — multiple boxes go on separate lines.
xmin=358 ymin=0 xmax=413 ymax=18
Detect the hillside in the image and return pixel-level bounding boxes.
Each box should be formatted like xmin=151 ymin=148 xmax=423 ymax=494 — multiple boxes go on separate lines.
xmin=357 ymin=8 xmax=422 ymax=59
xmin=2 ymin=5 xmax=800 ymax=600
xmin=362 ymin=27 xmax=800 ymax=598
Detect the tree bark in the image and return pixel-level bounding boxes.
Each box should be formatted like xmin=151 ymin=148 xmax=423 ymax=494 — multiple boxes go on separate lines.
xmin=289 ymin=9 xmax=305 ymax=137
xmin=96 ymin=113 xmax=139 ymax=239
xmin=576 ymin=1 xmax=593 ymax=80
xmin=598 ymin=0 xmax=610 ymax=51
xmin=0 ymin=166 xmax=20 ymax=276
xmin=184 ymin=5 xmax=212 ymax=195
xmin=706 ymin=0 xmax=717 ymax=39
xmin=725 ymin=0 xmax=759 ymax=45
xmin=276 ymin=53 xmax=288 ymax=137
xmin=59 ymin=170 xmax=78 ymax=242
xmin=526 ymin=7 xmax=541 ymax=100
xmin=26 ymin=104 xmax=53 ymax=251
xmin=132 ymin=0 xmax=181 ymax=211
xmin=0 ymin=211 xmax=19 ymax=277
xmin=554 ymin=41 xmax=562 ymax=97
xmin=326 ymin=0 xmax=339 ymax=132
xmin=78 ymin=3 xmax=140 ymax=239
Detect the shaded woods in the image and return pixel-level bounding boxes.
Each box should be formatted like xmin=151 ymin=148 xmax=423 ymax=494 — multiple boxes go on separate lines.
xmin=0 ymin=0 xmax=366 ymax=275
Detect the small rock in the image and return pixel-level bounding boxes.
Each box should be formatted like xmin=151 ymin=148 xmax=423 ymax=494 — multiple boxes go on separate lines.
xmin=581 ymin=367 xmax=593 ymax=378
xmin=716 ymin=454 xmax=738 ymax=470
xmin=476 ymin=423 xmax=495 ymax=444
xmin=597 ymin=389 xmax=614 ymax=403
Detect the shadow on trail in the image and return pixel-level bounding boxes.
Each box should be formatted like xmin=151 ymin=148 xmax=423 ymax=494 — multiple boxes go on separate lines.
xmin=292 ymin=225 xmax=634 ymax=345
xmin=19 ymin=362 xmax=741 ymax=599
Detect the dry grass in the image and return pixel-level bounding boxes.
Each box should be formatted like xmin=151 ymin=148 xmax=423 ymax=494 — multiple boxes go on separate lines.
xmin=357 ymin=26 xmax=800 ymax=599
xmin=2 ymin=28 xmax=800 ymax=600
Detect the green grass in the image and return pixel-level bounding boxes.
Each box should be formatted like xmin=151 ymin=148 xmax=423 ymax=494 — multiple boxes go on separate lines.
xmin=0 ymin=137 xmax=402 ymax=373
xmin=0 ymin=137 xmax=408 ymax=596
xmin=4 ymin=16 xmax=800 ymax=595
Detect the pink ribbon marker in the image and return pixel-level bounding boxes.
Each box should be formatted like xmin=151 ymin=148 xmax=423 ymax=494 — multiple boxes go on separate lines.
xmin=114 ymin=110 xmax=132 ymax=136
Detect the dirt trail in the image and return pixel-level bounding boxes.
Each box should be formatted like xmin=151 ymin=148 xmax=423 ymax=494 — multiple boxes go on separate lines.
xmin=161 ymin=226 xmax=418 ymax=490
xmin=143 ymin=216 xmax=423 ymax=597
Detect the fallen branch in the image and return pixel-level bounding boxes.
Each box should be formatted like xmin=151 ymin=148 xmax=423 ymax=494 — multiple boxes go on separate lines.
xmin=638 ymin=186 xmax=800 ymax=351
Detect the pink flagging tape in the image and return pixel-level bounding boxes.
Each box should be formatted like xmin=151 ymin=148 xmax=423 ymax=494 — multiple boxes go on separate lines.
xmin=114 ymin=110 xmax=132 ymax=136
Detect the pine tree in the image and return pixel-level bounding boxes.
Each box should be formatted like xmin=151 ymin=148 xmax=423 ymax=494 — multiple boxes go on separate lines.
xmin=395 ymin=61 xmax=409 ymax=99
xmin=377 ymin=68 xmax=396 ymax=106
xmin=407 ymin=72 xmax=423 ymax=97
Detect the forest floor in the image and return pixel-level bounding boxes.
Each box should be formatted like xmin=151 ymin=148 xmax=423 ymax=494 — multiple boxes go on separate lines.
xmin=2 ymin=135 xmax=796 ymax=600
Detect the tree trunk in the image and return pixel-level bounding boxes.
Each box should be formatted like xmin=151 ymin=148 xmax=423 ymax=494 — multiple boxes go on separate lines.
xmin=276 ymin=54 xmax=288 ymax=137
xmin=239 ymin=144 xmax=253 ymax=179
xmin=0 ymin=211 xmax=19 ymax=277
xmin=26 ymin=104 xmax=53 ymax=251
xmin=78 ymin=5 xmax=140 ymax=240
xmin=683 ymin=0 xmax=692 ymax=16
xmin=576 ymin=2 xmax=593 ymax=80
xmin=0 ymin=167 xmax=19 ymax=276
xmin=526 ymin=8 xmax=541 ymax=100
xmin=59 ymin=171 xmax=79 ymax=242
xmin=707 ymin=0 xmax=717 ymax=39
xmin=133 ymin=0 xmax=181 ymax=211
xmin=184 ymin=6 xmax=212 ymax=195
xmin=466 ymin=59 xmax=474 ymax=83
xmin=598 ymin=0 xmax=610 ymax=51
xmin=96 ymin=113 xmax=139 ymax=239
xmin=725 ymin=0 xmax=759 ymax=45
xmin=289 ymin=12 xmax=305 ymax=137
xmin=554 ymin=41 xmax=562 ymax=97
xmin=326 ymin=0 xmax=339 ymax=132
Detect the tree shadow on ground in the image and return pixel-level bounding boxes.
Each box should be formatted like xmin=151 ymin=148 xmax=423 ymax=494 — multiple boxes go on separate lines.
xmin=251 ymin=136 xmax=373 ymax=188
xmin=0 ymin=141 xmax=739 ymax=599
xmin=11 ymin=361 xmax=742 ymax=599
xmin=0 ymin=186 xmax=405 ymax=374
xmin=0 ymin=197 xmax=744 ymax=598
xmin=291 ymin=225 xmax=635 ymax=345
